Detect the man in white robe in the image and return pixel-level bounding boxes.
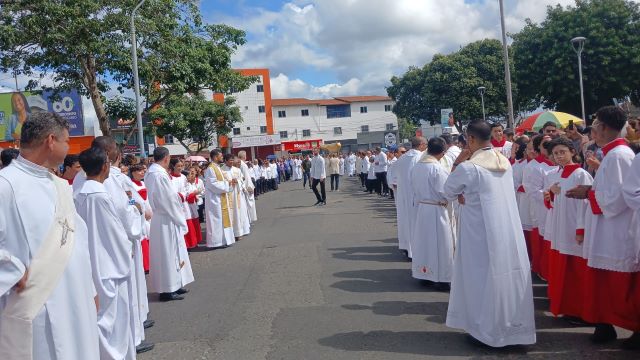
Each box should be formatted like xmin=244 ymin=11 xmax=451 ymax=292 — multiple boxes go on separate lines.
xmin=393 ymin=137 xmax=427 ymax=257
xmin=222 ymin=154 xmax=251 ymax=239
xmin=75 ymin=147 xmax=135 ymax=360
xmin=348 ymin=152 xmax=357 ymax=176
xmin=410 ymin=138 xmax=454 ymax=290
xmin=238 ymin=151 xmax=257 ymax=223
xmin=443 ymin=120 xmax=535 ymax=347
xmin=0 ymin=112 xmax=99 ymax=360
xmin=145 ymin=147 xmax=194 ymax=301
xmin=204 ymin=149 xmax=236 ymax=248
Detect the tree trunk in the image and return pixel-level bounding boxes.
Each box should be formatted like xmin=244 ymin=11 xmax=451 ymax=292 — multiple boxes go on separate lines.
xmin=79 ymin=55 xmax=110 ymax=136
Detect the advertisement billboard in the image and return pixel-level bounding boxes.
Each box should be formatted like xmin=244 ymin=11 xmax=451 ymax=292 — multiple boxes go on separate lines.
xmin=0 ymin=89 xmax=85 ymax=142
xmin=440 ymin=108 xmax=454 ymax=127
xmin=231 ymin=134 xmax=281 ymax=148
xmin=281 ymin=139 xmax=323 ymax=152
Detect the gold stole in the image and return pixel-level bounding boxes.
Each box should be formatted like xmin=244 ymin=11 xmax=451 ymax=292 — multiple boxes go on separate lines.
xmin=210 ymin=163 xmax=232 ymax=228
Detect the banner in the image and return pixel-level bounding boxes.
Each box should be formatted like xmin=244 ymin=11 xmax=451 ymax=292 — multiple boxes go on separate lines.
xmin=440 ymin=108 xmax=454 ymax=127
xmin=281 ymin=139 xmax=323 ymax=152
xmin=0 ymin=89 xmax=85 ymax=142
xmin=231 ymin=134 xmax=281 ymax=148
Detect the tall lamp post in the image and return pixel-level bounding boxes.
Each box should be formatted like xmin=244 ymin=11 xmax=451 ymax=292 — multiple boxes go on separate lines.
xmin=571 ymin=36 xmax=587 ymax=123
xmin=498 ymin=0 xmax=515 ymax=129
xmin=478 ymin=86 xmax=486 ymax=121
xmin=131 ymin=0 xmax=147 ymax=158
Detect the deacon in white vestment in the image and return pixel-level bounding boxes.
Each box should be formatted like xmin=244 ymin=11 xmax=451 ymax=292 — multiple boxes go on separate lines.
xmin=393 ymin=137 xmax=427 ymax=257
xmin=204 ymin=149 xmax=236 ymax=247
xmin=222 ymin=155 xmax=251 ymax=238
xmin=238 ymin=151 xmax=258 ymax=222
xmin=75 ymin=148 xmax=135 ymax=360
xmin=443 ymin=120 xmax=535 ymax=347
xmin=145 ymin=148 xmax=195 ymax=298
xmin=410 ymin=139 xmax=454 ymax=286
xmin=0 ymin=113 xmax=98 ymax=360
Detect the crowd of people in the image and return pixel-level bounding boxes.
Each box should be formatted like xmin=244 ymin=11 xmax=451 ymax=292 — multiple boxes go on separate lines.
xmin=0 ymin=112 xmax=269 ymax=359
xmin=368 ymin=106 xmax=640 ymax=349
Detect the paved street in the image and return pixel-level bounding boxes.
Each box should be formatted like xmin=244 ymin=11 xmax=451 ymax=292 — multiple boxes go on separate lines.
xmin=141 ymin=177 xmax=632 ymax=360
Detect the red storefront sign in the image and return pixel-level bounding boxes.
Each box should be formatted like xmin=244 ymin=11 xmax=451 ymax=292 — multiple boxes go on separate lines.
xmin=281 ymin=139 xmax=323 ymax=152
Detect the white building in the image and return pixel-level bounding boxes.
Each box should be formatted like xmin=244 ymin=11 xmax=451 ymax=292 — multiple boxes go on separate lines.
xmin=271 ymin=96 xmax=398 ymax=153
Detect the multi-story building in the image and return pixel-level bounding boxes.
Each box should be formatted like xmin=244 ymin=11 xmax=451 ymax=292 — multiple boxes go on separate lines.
xmin=272 ymin=96 xmax=398 ymax=153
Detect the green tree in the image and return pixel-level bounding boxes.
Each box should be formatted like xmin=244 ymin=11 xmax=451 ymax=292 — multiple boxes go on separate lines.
xmin=512 ymin=0 xmax=640 ymax=116
xmin=0 ymin=1 xmax=253 ymax=136
xmin=150 ymin=93 xmax=242 ymax=154
xmin=397 ymin=118 xmax=417 ymax=142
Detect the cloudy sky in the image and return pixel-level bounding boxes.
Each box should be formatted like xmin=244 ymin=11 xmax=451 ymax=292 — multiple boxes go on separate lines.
xmin=0 ymin=0 xmax=606 ymax=130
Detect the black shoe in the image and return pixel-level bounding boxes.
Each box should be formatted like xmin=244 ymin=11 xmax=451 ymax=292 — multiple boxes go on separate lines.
xmin=621 ymin=332 xmax=640 ymax=350
xmin=314 ymin=201 xmax=322 ymax=206
xmin=143 ymin=319 xmax=155 ymax=329
xmin=590 ymin=323 xmax=617 ymax=344
xmin=175 ymin=287 xmax=189 ymax=295
xmin=322 ymin=201 xmax=327 ymax=205
xmin=136 ymin=341 xmax=155 ymax=354
xmin=434 ymin=282 xmax=451 ymax=292
xmin=158 ymin=292 xmax=184 ymax=301
xmin=466 ymin=334 xmax=490 ymax=348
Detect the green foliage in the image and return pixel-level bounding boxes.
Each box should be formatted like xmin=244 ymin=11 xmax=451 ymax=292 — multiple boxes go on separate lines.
xmin=150 ymin=93 xmax=242 ymax=154
xmin=104 ymin=96 xmax=137 ymax=123
xmin=0 ymin=1 xmax=254 ymax=136
xmin=512 ymin=0 xmax=640 ymax=116
xmin=397 ymin=118 xmax=417 ymax=142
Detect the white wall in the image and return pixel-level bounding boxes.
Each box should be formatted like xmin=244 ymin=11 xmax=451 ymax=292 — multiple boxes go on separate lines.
xmin=232 ymin=75 xmax=269 ymax=137
xmin=273 ymin=100 xmax=397 ymax=143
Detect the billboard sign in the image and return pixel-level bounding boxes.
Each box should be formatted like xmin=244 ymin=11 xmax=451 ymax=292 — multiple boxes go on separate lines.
xmin=0 ymin=89 xmax=85 ymax=141
xmin=440 ymin=108 xmax=454 ymax=127
xmin=281 ymin=139 xmax=323 ymax=152
xmin=231 ymin=134 xmax=281 ymax=148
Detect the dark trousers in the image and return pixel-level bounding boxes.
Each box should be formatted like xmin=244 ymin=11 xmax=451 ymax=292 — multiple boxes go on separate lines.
xmin=375 ymin=172 xmax=388 ymax=195
xmin=365 ymin=178 xmax=374 ymax=193
xmin=303 ymin=170 xmax=311 ymax=188
xmin=360 ymin=172 xmax=366 ymax=187
xmin=271 ymin=178 xmax=278 ymax=190
xmin=312 ymin=178 xmax=326 ymax=203
xmin=330 ymin=174 xmax=340 ymax=190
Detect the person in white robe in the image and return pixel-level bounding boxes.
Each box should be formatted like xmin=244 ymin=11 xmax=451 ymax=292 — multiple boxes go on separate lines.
xmin=387 ymin=147 xmax=403 ymax=202
xmin=354 ymin=153 xmax=362 ymax=183
xmin=238 ymin=151 xmax=258 ymax=222
xmin=184 ymin=166 xmax=205 ymax=247
xmin=338 ymin=155 xmax=345 ymax=177
xmin=204 ymin=149 xmax=236 ymax=248
xmin=490 ymin=123 xmax=513 ymax=159
xmin=348 ymin=152 xmax=357 ymax=176
xmin=222 ymin=154 xmax=251 ymax=239
xmin=409 ymin=138 xmax=454 ymax=289
xmin=0 ymin=112 xmax=99 ymax=360
xmin=443 ymin=120 xmax=535 ymax=347
xmin=393 ymin=137 xmax=427 ymax=257
xmin=145 ymin=147 xmax=194 ymax=301
xmin=75 ymin=147 xmax=135 ymax=360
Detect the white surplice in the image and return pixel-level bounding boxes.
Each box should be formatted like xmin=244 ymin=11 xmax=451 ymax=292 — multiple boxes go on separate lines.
xmin=75 ymin=180 xmax=135 ymax=360
xmin=444 ymin=149 xmax=536 ymax=347
xmin=240 ymin=161 xmax=258 ymax=222
xmin=145 ymin=163 xmax=194 ymax=293
xmin=223 ymin=165 xmax=251 ymax=237
xmin=553 ymin=166 xmax=592 ymax=257
xmin=204 ymin=163 xmax=235 ymax=247
xmin=512 ymin=159 xmax=533 ymax=231
xmin=622 ymin=154 xmax=640 ymax=259
xmin=0 ymin=156 xmax=99 ymax=360
xmin=523 ymin=157 xmax=557 ymax=234
xmin=410 ymin=156 xmax=454 ymax=282
xmin=393 ymin=149 xmax=422 ymax=256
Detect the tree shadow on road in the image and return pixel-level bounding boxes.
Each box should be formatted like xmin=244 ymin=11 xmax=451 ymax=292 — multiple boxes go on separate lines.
xmin=328 ymin=244 xmax=407 ymax=263
xmin=330 ymin=269 xmax=431 ymax=293
xmin=342 ymin=301 xmax=449 ymax=324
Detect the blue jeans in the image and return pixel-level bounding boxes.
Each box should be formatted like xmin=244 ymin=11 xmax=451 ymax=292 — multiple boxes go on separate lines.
xmin=303 ymin=171 xmax=311 ymax=187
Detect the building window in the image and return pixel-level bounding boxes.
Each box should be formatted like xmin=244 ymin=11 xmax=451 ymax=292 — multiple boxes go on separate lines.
xmin=257 ymin=84 xmax=264 ymax=93
xmin=246 ymin=127 xmax=251 ymax=131
xmin=258 ymin=105 xmax=265 ymax=113
xmin=260 ymin=126 xmax=267 ymax=134
xmin=326 ymin=104 xmax=351 ymax=118
xmin=244 ymin=106 xmax=249 ymax=110
xmin=360 ymin=106 xmax=368 ymax=113
xmin=302 ymin=129 xmax=311 ymax=137
xmin=233 ymin=128 xmax=241 ymax=135
xmin=386 ymin=123 xmax=395 ymax=131
xmin=301 ymin=109 xmax=309 ymax=117
xmin=164 ymin=135 xmax=174 ymax=144
xmin=278 ymin=110 xmax=286 ymax=118
xmin=333 ymin=127 xmax=342 ymax=135
xmin=384 ymin=104 xmax=392 ymax=112
xmin=280 ymin=131 xmax=288 ymax=139
xmin=361 ymin=125 xmax=369 ymax=133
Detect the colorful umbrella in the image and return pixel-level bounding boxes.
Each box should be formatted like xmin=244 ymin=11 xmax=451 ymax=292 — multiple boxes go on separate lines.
xmin=516 ymin=111 xmax=584 ymax=133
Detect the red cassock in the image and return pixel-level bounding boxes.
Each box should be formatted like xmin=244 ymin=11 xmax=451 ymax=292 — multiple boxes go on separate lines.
xmin=185 ymin=192 xmax=202 ymax=248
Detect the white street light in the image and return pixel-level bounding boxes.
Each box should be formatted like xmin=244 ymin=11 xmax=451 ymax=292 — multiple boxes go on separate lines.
xmin=498 ymin=0 xmax=515 ymax=129
xmin=571 ymin=36 xmax=587 ymax=122
xmin=131 ymin=0 xmax=146 ymax=158
xmin=478 ymin=86 xmax=486 ymax=121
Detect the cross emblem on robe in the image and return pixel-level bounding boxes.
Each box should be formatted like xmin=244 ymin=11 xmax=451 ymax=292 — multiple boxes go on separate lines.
xmin=58 ymin=218 xmax=74 ymax=247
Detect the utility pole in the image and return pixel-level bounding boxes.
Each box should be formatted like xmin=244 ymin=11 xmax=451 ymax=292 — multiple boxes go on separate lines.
xmin=498 ymin=0 xmax=515 ymax=129
xmin=131 ymin=0 xmax=147 ymax=157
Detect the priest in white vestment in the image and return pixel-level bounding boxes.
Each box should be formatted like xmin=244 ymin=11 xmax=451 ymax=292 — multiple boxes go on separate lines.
xmin=393 ymin=137 xmax=427 ymax=257
xmin=443 ymin=120 xmax=535 ymax=347
xmin=145 ymin=147 xmax=194 ymax=301
xmin=222 ymin=154 xmax=251 ymax=238
xmin=410 ymin=138 xmax=454 ymax=289
xmin=75 ymin=147 xmax=135 ymax=360
xmin=204 ymin=149 xmax=236 ymax=248
xmin=238 ymin=151 xmax=258 ymax=222
xmin=0 ymin=112 xmax=99 ymax=360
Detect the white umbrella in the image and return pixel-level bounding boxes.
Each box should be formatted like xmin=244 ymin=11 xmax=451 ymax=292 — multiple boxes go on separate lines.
xmin=186 ymin=155 xmax=207 ymax=162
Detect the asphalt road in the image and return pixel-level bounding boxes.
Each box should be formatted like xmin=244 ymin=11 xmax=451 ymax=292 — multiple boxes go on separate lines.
xmin=140 ymin=177 xmax=633 ymax=360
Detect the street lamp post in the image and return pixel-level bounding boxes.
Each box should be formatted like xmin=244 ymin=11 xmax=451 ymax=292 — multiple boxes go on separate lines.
xmin=571 ymin=36 xmax=587 ymax=122
xmin=478 ymin=86 xmax=486 ymax=121
xmin=131 ymin=0 xmax=147 ymax=158
xmin=498 ymin=0 xmax=515 ymax=129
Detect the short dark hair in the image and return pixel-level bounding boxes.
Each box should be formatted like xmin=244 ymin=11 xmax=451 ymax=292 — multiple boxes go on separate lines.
xmin=79 ymin=147 xmax=108 ymax=177
xmin=439 ymin=133 xmax=453 ymax=145
xmin=596 ymin=105 xmax=627 ymax=132
xmin=514 ymin=137 xmax=528 ymax=160
xmin=169 ymin=157 xmax=182 ymax=172
xmin=490 ymin=122 xmax=504 ymax=130
xmin=20 ymin=112 xmax=69 ymax=148
xmin=410 ymin=136 xmax=426 ymax=148
xmin=153 ymin=147 xmax=170 ymax=162
xmin=1 ymin=148 xmax=19 ymax=167
xmin=466 ymin=120 xmax=492 ymax=141
xmin=548 ymin=136 xmax=576 ymax=153
xmin=63 ymin=154 xmax=79 ymax=170
xmin=531 ymin=134 xmax=545 ymax=154
xmin=542 ymin=121 xmax=557 ymax=130
xmin=427 ymin=137 xmax=446 ymax=156
xmin=122 ymin=154 xmax=138 ymax=167
xmin=457 ymin=134 xmax=467 ymax=147
xmin=223 ymin=153 xmax=234 ymax=162
xmin=210 ymin=148 xmax=222 ymax=159
xmin=129 ymin=163 xmax=145 ymax=173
